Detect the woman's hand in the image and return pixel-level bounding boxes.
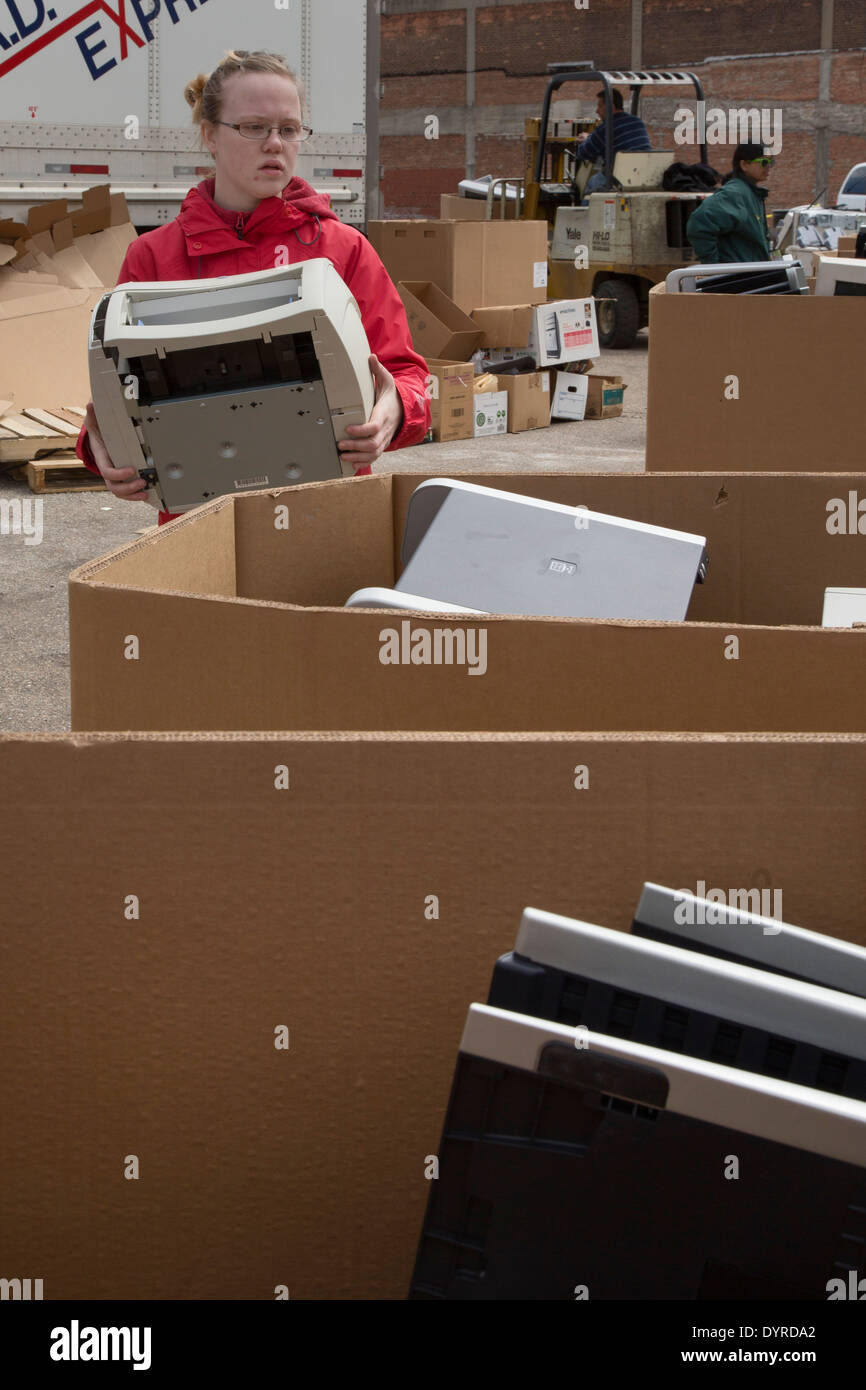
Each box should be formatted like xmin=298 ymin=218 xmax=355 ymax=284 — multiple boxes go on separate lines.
xmin=338 ymin=354 xmax=404 ymax=471
xmin=84 ymin=402 xmax=149 ymax=501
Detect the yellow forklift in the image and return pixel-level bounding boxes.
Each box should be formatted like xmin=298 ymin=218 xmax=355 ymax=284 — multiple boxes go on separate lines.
xmin=520 ymin=64 xmax=715 ymax=347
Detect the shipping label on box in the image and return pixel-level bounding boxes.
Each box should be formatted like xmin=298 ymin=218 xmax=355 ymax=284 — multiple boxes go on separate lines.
xmin=473 ymin=390 xmax=508 ymax=437
xmin=528 ymin=299 xmax=600 ymax=366
xmin=551 ymin=371 xmax=588 ymax=420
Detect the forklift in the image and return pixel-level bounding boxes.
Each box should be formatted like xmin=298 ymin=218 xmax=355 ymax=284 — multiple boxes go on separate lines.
xmin=517 ymin=65 xmax=715 ymax=347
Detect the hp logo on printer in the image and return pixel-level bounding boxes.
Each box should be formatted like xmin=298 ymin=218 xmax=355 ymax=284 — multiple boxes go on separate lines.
xmin=548 ymin=557 xmax=580 ymax=577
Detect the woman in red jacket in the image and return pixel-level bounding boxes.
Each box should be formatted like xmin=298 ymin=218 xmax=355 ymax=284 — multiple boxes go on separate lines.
xmin=79 ymin=48 xmax=430 ymax=525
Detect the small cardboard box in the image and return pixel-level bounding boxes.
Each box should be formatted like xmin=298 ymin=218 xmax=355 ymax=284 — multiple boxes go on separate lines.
xmin=367 ymin=219 xmax=549 ymax=313
xmin=397 ymin=281 xmax=483 ymax=361
xmin=584 ymin=374 xmax=626 ymax=419
xmin=646 ymin=286 xmax=863 ymax=470
xmin=551 ymin=370 xmax=589 ymax=420
xmin=69 ymin=471 xmax=866 ymax=735
xmin=528 ymin=299 xmax=600 ymax=366
xmin=837 ymin=234 xmax=857 ymax=255
xmin=473 ymin=390 xmax=508 ymax=437
xmin=496 ymin=371 xmax=551 ymax=432
xmin=470 ymin=304 xmax=536 ymax=351
xmin=425 ymin=358 xmax=474 ymax=442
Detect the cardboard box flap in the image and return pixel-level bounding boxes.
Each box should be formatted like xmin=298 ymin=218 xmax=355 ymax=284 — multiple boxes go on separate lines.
xmin=398 ymin=280 xmax=484 ymax=360
xmin=72 ymin=499 xmax=238 ymax=598
xmin=234 ymin=474 xmax=396 ymax=605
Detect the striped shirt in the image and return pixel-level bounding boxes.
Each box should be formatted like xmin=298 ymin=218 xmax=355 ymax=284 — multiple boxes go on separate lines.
xmin=577 ymin=112 xmax=652 ymax=163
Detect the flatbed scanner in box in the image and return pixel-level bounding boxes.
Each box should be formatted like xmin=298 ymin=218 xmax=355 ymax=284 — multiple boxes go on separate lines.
xmin=88 ymin=259 xmax=375 ymax=513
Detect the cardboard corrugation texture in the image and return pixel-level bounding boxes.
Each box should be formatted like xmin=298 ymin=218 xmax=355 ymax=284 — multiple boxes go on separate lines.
xmin=645 ymin=293 xmax=864 ymax=472
xmin=2 ymin=732 xmax=865 ymax=1299
xmin=69 ymin=472 xmax=866 ymax=734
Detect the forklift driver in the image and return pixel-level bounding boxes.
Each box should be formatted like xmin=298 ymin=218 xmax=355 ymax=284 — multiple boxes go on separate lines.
xmin=576 ymin=89 xmax=652 ymax=200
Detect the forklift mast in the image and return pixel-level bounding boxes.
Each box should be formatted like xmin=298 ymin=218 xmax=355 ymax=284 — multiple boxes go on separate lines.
xmin=526 ymin=65 xmax=708 ymax=219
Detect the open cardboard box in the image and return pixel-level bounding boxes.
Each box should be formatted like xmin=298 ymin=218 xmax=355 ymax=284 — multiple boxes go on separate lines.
xmin=0 ymin=185 xmax=137 ymax=407
xmin=69 ymin=471 xmax=866 ymax=734
xmin=646 ymin=285 xmax=864 ymax=471
xmin=2 ymin=729 xmax=865 ymax=1298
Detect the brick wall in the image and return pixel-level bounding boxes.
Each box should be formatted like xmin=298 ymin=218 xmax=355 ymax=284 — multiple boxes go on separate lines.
xmin=379 ymin=0 xmax=866 ymax=215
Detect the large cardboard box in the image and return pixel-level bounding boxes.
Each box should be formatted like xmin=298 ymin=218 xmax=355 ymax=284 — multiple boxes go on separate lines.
xmin=2 ymin=731 xmax=865 ymax=1298
xmin=497 ymin=371 xmax=551 ymax=431
xmin=367 ymin=219 xmax=549 ymax=313
xmin=646 ymin=286 xmax=863 ymax=471
xmin=397 ymin=281 xmax=483 ymax=361
xmin=69 ymin=471 xmax=866 ymax=734
xmin=425 ymin=358 xmax=474 ymax=442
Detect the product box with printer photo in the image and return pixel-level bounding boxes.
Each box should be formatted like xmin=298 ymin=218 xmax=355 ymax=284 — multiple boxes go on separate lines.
xmin=69 ymin=470 xmax=866 ymax=736
xmin=367 ymin=218 xmax=549 ymax=314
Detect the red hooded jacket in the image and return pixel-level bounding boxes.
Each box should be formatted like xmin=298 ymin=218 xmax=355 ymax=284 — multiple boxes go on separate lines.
xmin=77 ymin=177 xmax=430 ymax=524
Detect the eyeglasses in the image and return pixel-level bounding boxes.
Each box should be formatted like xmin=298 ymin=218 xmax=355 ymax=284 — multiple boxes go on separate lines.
xmin=217 ymin=121 xmax=313 ymax=143
xmin=750 ymin=157 xmax=774 ymax=167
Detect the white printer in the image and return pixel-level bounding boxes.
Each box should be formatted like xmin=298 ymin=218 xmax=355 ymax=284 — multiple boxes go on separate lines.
xmin=88 ymin=259 xmax=375 ymax=513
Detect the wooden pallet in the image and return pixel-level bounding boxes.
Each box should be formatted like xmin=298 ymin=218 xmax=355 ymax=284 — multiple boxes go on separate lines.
xmin=17 ymin=452 xmax=103 ymax=494
xmin=0 ymin=405 xmax=85 ymax=464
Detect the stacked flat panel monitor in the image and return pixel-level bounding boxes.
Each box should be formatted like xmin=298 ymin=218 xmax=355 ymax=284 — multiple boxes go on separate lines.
xmin=409 ymin=886 xmax=866 ymax=1299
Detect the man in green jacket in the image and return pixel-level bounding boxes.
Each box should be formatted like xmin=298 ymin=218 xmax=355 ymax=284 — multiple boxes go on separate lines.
xmin=686 ymin=143 xmax=774 ymax=262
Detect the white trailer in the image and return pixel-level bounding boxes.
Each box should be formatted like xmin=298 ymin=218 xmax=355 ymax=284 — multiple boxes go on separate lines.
xmin=0 ymin=0 xmax=379 ymax=228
